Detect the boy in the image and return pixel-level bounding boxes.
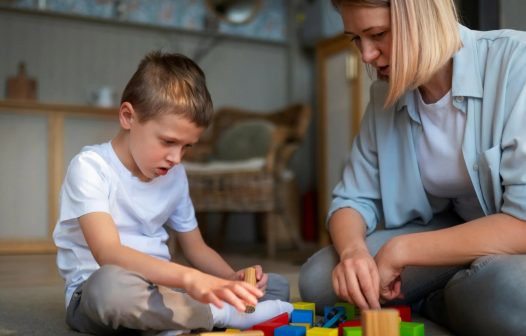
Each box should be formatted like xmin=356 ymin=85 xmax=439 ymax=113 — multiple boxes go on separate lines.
xmin=53 ymin=51 xmax=292 ymax=335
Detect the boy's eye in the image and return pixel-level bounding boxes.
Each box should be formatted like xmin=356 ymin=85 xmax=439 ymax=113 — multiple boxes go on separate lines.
xmin=162 ymin=139 xmax=175 ymax=145
xmin=349 ymin=35 xmax=360 ymax=43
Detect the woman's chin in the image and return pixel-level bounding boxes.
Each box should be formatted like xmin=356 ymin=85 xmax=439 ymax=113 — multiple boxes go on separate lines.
xmin=377 ymin=73 xmax=389 ymax=81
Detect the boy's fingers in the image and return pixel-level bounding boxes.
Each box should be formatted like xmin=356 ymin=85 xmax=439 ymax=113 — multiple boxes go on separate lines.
xmin=207 ymin=293 xmax=224 ymax=309
xmin=241 ymin=281 xmax=263 ymax=297
xmin=220 ymin=289 xmax=247 ymax=312
xmin=253 ymin=265 xmax=263 ymax=279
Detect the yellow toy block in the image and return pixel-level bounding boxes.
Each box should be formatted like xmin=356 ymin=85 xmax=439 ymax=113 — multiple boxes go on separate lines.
xmin=306 ymin=327 xmax=338 ymax=336
xmin=225 ymin=329 xmax=242 ymax=333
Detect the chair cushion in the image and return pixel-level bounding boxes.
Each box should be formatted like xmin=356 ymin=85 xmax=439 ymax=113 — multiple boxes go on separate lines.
xmin=213 ymin=120 xmax=275 ymax=161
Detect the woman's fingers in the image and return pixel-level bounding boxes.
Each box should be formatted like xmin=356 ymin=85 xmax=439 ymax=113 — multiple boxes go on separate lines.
xmin=356 ymin=265 xmax=380 ymax=309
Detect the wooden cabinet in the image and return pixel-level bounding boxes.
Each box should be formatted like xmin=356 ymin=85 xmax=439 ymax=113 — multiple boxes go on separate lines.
xmin=0 ymin=100 xmax=118 ymax=254
xmin=316 ymin=34 xmax=372 ymax=245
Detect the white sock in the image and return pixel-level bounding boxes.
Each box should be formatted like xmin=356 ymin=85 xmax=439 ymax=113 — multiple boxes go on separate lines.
xmin=210 ymin=300 xmax=293 ymax=329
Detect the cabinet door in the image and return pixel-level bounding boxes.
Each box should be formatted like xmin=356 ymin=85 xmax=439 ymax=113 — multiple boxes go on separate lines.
xmin=316 ymin=34 xmax=371 ymax=245
xmin=0 ymin=102 xmax=118 ymax=254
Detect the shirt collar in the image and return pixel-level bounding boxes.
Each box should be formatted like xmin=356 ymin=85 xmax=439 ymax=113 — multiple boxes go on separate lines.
xmin=451 ymin=24 xmax=484 ymax=99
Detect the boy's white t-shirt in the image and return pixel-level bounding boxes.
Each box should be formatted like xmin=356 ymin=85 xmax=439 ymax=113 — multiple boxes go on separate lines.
xmin=53 ymin=142 xmax=197 ymax=307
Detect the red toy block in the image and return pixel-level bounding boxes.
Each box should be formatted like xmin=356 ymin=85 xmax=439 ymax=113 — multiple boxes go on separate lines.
xmin=391 ymin=305 xmax=411 ymax=322
xmin=265 ymin=312 xmax=290 ymax=325
xmin=338 ymin=320 xmax=361 ymax=336
xmin=252 ymin=322 xmax=287 ymax=336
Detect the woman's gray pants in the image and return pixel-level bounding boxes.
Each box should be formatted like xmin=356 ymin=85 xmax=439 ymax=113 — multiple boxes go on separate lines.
xmin=299 ymin=211 xmax=526 ymax=336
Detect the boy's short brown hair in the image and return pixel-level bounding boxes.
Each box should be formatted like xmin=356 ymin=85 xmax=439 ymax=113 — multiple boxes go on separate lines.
xmin=121 ymin=51 xmax=213 ymax=127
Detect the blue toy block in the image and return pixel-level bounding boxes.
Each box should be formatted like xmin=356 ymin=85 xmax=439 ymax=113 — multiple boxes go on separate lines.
xmin=291 ymin=309 xmax=314 ymax=326
xmin=275 ymin=325 xmax=307 ymax=336
xmin=322 ymin=310 xmax=346 ymax=328
xmin=323 ymin=306 xmax=346 ymax=323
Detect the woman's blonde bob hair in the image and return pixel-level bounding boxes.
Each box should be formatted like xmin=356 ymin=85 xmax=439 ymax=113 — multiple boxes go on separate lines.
xmin=331 ymin=0 xmax=462 ymax=107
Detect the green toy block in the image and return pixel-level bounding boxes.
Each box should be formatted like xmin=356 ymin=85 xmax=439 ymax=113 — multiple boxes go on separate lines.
xmin=342 ymin=327 xmax=362 ymax=336
xmin=334 ymin=302 xmax=356 ymax=321
xmin=400 ymin=321 xmax=424 ymax=336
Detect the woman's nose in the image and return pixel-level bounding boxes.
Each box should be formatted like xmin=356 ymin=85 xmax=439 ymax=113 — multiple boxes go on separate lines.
xmin=360 ymin=41 xmax=380 ymax=64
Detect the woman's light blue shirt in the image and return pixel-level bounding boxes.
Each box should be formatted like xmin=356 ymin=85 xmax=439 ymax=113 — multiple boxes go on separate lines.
xmin=329 ymin=25 xmax=526 ymax=234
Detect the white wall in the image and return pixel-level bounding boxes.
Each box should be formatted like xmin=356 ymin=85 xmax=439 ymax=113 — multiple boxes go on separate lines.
xmin=0 ymin=9 xmax=289 ymax=111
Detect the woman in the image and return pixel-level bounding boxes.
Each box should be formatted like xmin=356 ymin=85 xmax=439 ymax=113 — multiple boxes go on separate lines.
xmin=299 ymin=0 xmax=526 ymax=335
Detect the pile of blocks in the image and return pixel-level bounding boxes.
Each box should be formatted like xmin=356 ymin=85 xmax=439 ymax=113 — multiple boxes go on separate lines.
xmin=204 ymin=302 xmax=425 ymax=336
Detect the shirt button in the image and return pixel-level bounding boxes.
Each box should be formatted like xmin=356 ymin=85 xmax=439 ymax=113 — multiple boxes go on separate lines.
xmin=455 ymin=96 xmax=464 ymax=103
xmin=473 ymin=163 xmax=479 ymax=170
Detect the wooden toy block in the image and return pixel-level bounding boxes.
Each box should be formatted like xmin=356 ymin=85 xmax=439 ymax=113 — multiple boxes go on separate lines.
xmin=335 ymin=302 xmax=356 ymax=321
xmin=362 ymin=309 xmax=400 ymax=336
xmin=306 ymin=327 xmax=339 ymax=336
xmin=342 ymin=327 xmax=362 ymax=336
xmin=275 ymin=325 xmax=307 ymax=336
xmin=252 ymin=322 xmax=287 ymax=336
xmin=291 ymin=309 xmax=314 ymax=326
xmin=338 ymin=320 xmax=361 ymax=336
xmin=390 ymin=306 xmax=411 ymax=322
xmin=291 ymin=323 xmax=311 ymax=329
xmin=399 ymin=322 xmax=424 ymax=336
xmin=323 ymin=310 xmax=346 ymax=328
xmin=244 ymin=267 xmax=257 ymax=313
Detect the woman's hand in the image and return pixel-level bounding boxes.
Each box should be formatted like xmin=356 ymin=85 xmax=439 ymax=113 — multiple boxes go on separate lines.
xmin=184 ymin=269 xmax=263 ymax=312
xmin=332 ymin=247 xmax=381 ymax=310
xmin=374 ymin=237 xmax=405 ymax=302
xmin=232 ymin=265 xmax=268 ymax=293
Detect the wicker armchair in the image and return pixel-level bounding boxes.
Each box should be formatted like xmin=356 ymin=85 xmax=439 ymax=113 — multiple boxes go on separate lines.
xmin=183 ymin=103 xmax=311 ymax=257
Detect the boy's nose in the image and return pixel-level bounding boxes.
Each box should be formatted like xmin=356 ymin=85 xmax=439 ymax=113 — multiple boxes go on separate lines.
xmin=167 ymin=148 xmax=183 ymax=165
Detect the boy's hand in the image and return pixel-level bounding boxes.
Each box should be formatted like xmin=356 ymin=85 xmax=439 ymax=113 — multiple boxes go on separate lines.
xmin=184 ymin=269 xmax=263 ymax=312
xmin=233 ymin=265 xmax=268 ymax=293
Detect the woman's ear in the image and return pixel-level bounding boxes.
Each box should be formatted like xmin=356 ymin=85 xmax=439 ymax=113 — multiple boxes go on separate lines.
xmin=119 ymin=102 xmax=135 ymax=130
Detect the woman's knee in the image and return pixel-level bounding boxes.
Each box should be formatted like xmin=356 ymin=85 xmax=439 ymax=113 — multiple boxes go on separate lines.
xmin=299 ymin=246 xmax=339 ymax=313
xmin=445 ymin=255 xmax=526 ymax=335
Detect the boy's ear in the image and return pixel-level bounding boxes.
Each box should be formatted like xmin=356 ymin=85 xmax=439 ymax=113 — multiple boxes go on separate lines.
xmin=119 ymin=102 xmax=135 ymax=130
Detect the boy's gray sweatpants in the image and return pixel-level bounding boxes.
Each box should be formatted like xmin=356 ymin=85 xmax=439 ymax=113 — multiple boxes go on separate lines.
xmin=66 ymin=265 xmax=290 ymax=335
